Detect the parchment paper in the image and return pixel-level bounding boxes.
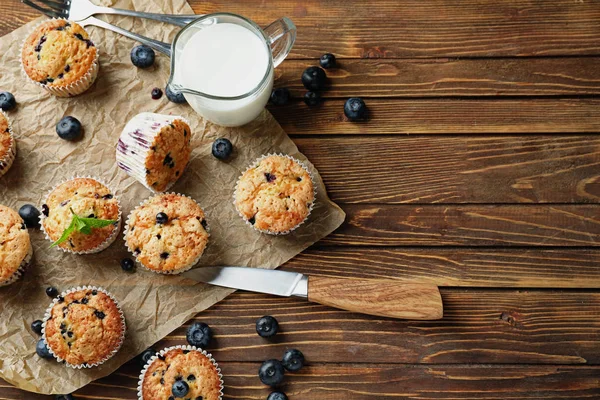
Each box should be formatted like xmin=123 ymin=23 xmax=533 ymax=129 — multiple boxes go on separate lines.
xmin=0 ymin=0 xmax=345 ymax=394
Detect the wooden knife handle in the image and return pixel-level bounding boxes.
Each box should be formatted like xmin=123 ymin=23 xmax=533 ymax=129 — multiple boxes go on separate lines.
xmin=307 ymin=276 xmax=443 ymax=320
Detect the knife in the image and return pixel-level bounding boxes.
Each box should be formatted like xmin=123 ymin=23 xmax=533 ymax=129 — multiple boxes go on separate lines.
xmin=183 ymin=267 xmax=443 ymax=320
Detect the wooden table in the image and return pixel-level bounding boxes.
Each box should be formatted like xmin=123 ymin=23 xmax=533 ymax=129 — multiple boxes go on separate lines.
xmin=2 ymin=1 xmax=600 ymax=398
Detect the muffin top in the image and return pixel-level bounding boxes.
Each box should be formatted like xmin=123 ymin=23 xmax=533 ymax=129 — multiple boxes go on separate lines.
xmin=142 ymin=347 xmax=222 ymax=400
xmin=0 ymin=112 xmax=12 ymax=161
xmin=21 ymin=20 xmax=97 ymax=87
xmin=42 ymin=178 xmax=120 ymax=252
xmin=234 ymin=155 xmax=315 ymax=233
xmin=43 ymin=288 xmax=124 ymax=366
xmin=125 ymin=194 xmax=209 ymax=273
xmin=0 ymin=205 xmax=31 ymax=282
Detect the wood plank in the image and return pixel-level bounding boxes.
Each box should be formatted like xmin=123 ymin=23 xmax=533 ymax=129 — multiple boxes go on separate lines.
xmin=325 ymin=204 xmax=600 ymax=247
xmin=297 ymin=135 xmax=600 ymax=204
xmin=277 ymin=58 xmax=600 ymax=98
xmin=193 ymin=0 xmax=600 ymax=58
xmin=284 ymin=248 xmax=600 ymax=288
xmin=269 ymin=98 xmax=600 ymax=135
xmin=3 ymin=364 xmax=600 ymax=399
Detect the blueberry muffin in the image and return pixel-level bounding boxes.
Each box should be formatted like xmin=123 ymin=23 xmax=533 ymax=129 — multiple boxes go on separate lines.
xmin=0 ymin=111 xmax=16 ymax=177
xmin=234 ymin=154 xmax=315 ymax=234
xmin=0 ymin=205 xmax=32 ymax=286
xmin=138 ymin=346 xmax=223 ymax=400
xmin=21 ymin=19 xmax=98 ymax=97
xmin=116 ymin=113 xmax=192 ymax=193
xmin=124 ymin=194 xmax=209 ymax=274
xmin=42 ymin=287 xmax=125 ymax=367
xmin=41 ymin=178 xmax=121 ymax=253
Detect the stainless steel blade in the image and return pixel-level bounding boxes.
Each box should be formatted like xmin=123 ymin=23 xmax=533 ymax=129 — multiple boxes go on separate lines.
xmin=183 ymin=267 xmax=308 ymax=298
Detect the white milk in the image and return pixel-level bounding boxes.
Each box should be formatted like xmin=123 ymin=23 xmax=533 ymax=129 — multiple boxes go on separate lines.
xmin=178 ymin=23 xmax=273 ymax=127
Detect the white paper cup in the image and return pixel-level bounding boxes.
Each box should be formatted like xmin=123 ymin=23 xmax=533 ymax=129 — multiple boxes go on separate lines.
xmin=41 ymin=285 xmax=126 ymax=368
xmin=0 ymin=242 xmax=32 ymax=287
xmin=0 ymin=110 xmax=16 ymax=178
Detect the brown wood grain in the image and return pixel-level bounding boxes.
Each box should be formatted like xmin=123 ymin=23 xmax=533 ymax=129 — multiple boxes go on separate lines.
xmin=325 ymin=204 xmax=600 ymax=247
xmin=270 ymin=98 xmax=600 ymax=135
xmin=297 ymin=135 xmax=600 ymax=204
xmin=277 ymin=58 xmax=600 ymax=98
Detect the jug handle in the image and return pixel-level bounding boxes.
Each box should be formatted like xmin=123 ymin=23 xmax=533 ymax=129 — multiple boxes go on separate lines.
xmin=263 ymin=17 xmax=297 ymax=68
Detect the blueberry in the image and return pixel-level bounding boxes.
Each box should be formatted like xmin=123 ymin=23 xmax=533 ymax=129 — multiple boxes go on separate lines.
xmin=139 ymin=348 xmax=157 ymax=367
xmin=55 ymin=395 xmax=75 ymax=400
xmin=256 ymin=315 xmax=279 ymax=338
xmin=258 ymin=359 xmax=285 ymax=387
xmin=344 ymin=97 xmax=367 ymax=121
xmin=31 ymin=320 xmax=43 ymax=335
xmin=120 ymin=258 xmax=135 ymax=272
xmin=0 ymin=91 xmax=16 ymax=111
xmin=303 ymin=91 xmax=321 ymax=106
xmin=301 ymin=66 xmax=326 ymax=91
xmin=270 ymin=88 xmax=290 ymax=106
xmin=130 ymin=44 xmax=155 ymax=68
xmin=212 ymin=138 xmax=233 ymax=160
xmin=156 ymin=212 xmax=169 ymax=224
xmin=56 ymin=116 xmax=83 ymax=141
xmin=186 ymin=322 xmax=213 ymax=348
xmin=19 ymin=204 xmax=41 ymax=229
xmin=36 ymin=339 xmax=53 ymax=358
xmin=165 ymin=84 xmax=187 ymax=104
xmin=172 ymin=379 xmax=189 ymax=397
xmin=267 ymin=391 xmax=288 ymax=400
xmin=46 ymin=286 xmax=59 ymax=298
xmin=319 ymin=53 xmax=336 ymax=69
xmin=281 ymin=348 xmax=304 ymax=372
xmin=151 ymin=88 xmax=163 ymax=100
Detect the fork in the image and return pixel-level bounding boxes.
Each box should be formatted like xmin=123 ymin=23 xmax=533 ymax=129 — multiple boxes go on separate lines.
xmin=22 ymin=0 xmax=181 ymax=56
xmin=23 ymin=0 xmax=199 ymax=27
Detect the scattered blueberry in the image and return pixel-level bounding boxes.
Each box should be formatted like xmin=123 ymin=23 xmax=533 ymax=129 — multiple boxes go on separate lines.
xmin=36 ymin=339 xmax=53 ymax=359
xmin=344 ymin=97 xmax=367 ymax=121
xmin=212 ymin=138 xmax=233 ymax=160
xmin=0 ymin=91 xmax=16 ymax=111
xmin=256 ymin=315 xmax=279 ymax=338
xmin=268 ymin=391 xmax=289 ymax=400
xmin=172 ymin=380 xmax=189 ymax=397
xmin=55 ymin=395 xmax=75 ymax=400
xmin=259 ymin=359 xmax=285 ymax=387
xmin=186 ymin=322 xmax=213 ymax=348
xmin=303 ymin=91 xmax=321 ymax=106
xmin=301 ymin=66 xmax=326 ymax=91
xmin=130 ymin=44 xmax=155 ymax=68
xmin=165 ymin=84 xmax=187 ymax=104
xmin=120 ymin=258 xmax=134 ymax=272
xmin=270 ymin=88 xmax=291 ymax=106
xmin=151 ymin=88 xmax=163 ymax=100
xmin=18 ymin=204 xmax=41 ymax=229
xmin=282 ymin=348 xmax=304 ymax=372
xmin=139 ymin=348 xmax=157 ymax=367
xmin=156 ymin=212 xmax=169 ymax=224
xmin=46 ymin=286 xmax=59 ymax=298
xmin=319 ymin=53 xmax=336 ymax=69
xmin=56 ymin=116 xmax=83 ymax=141
xmin=31 ymin=320 xmax=43 ymax=335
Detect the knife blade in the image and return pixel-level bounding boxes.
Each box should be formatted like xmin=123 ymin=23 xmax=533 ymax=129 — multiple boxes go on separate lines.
xmin=183 ymin=266 xmax=443 ymax=320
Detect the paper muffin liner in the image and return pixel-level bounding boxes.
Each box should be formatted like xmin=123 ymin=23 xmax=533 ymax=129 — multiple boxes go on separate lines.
xmin=116 ymin=113 xmax=192 ymax=194
xmin=0 ymin=242 xmax=32 ymax=287
xmin=41 ymin=285 xmax=126 ymax=369
xmin=0 ymin=110 xmax=16 ymax=178
xmin=233 ymin=153 xmax=317 ymax=235
xmin=137 ymin=345 xmax=224 ymax=400
xmin=20 ymin=18 xmax=100 ymax=98
xmin=123 ymin=192 xmax=210 ymax=275
xmin=39 ymin=175 xmax=122 ymax=254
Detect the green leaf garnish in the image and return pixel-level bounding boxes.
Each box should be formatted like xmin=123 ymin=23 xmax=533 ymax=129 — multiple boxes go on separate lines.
xmin=51 ymin=208 xmax=117 ymax=247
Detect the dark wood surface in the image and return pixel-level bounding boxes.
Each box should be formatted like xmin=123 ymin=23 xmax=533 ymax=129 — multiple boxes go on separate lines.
xmin=1 ymin=0 xmax=600 ymax=399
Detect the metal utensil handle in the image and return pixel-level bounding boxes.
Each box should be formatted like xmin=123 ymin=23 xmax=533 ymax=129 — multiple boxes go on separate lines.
xmin=94 ymin=6 xmax=200 ymax=27
xmin=84 ymin=16 xmax=172 ymax=56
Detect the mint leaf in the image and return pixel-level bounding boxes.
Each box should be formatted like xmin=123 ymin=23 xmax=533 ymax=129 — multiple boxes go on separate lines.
xmin=79 ymin=218 xmax=117 ymax=229
xmin=51 ymin=217 xmax=77 ymax=247
xmin=50 ymin=211 xmax=117 ymax=248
